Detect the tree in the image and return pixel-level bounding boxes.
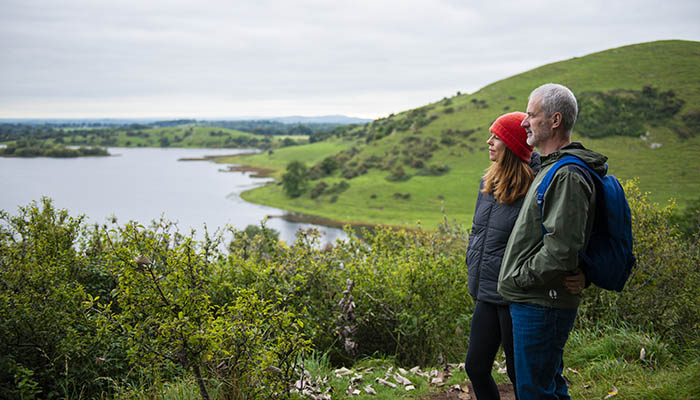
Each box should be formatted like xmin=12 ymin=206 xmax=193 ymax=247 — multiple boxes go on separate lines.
xmin=281 ymin=160 xmax=308 ymax=198
xmin=319 ymin=156 xmax=338 ymax=175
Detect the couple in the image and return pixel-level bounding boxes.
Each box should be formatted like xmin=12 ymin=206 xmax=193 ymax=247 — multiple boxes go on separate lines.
xmin=465 ymin=83 xmax=607 ymax=399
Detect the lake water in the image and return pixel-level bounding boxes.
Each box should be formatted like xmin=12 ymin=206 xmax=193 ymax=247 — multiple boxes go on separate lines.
xmin=0 ymin=147 xmax=347 ymax=244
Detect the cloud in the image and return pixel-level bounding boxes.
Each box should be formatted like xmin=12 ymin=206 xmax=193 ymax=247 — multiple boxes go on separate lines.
xmin=1 ymin=0 xmax=699 ymax=118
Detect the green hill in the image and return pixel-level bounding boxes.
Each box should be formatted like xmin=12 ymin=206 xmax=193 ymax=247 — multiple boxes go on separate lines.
xmin=220 ymin=40 xmax=700 ymax=229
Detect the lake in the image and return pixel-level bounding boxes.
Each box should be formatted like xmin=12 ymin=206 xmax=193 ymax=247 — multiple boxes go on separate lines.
xmin=0 ymin=147 xmax=347 ymax=244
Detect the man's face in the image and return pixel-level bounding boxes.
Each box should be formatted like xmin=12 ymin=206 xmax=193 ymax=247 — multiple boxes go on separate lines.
xmin=522 ymin=96 xmax=552 ymax=148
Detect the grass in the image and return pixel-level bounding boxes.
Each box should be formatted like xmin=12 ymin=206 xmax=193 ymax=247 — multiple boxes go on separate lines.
xmin=238 ymin=164 xmax=482 ymax=228
xmin=563 ymin=327 xmax=700 ymax=399
xmin=217 ymin=139 xmax=349 ymax=176
xmin=219 ymin=40 xmax=700 ymax=229
xmin=292 ymin=326 xmax=699 ymax=400
xmin=124 ymin=325 xmax=699 ymax=399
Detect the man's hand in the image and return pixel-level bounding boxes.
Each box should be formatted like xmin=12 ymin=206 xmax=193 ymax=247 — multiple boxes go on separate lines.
xmin=564 ymin=268 xmax=586 ymax=294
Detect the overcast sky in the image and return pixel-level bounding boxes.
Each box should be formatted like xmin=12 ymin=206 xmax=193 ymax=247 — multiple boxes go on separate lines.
xmin=1 ymin=0 xmax=699 ymax=120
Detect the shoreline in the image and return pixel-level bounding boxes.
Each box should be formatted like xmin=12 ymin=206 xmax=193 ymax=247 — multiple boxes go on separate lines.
xmin=221 ymin=165 xmax=276 ymax=178
xmin=272 ymin=211 xmax=409 ymax=232
xmin=228 ymin=166 xmax=418 ymax=231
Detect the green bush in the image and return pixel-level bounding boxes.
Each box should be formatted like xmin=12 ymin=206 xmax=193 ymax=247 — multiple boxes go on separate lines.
xmin=676 ymin=109 xmax=700 ymax=139
xmin=340 ymin=225 xmax=471 ymax=366
xmin=310 ymin=181 xmax=328 ymax=199
xmin=578 ymin=181 xmax=700 ymax=349
xmin=326 ymin=180 xmax=350 ymax=195
xmin=416 ymin=164 xmax=450 ymax=176
xmin=3 ymin=184 xmax=698 ymax=397
xmin=577 ymin=87 xmax=684 ymax=138
xmin=212 ymin=222 xmax=473 ymax=367
xmin=0 ymin=198 xmax=125 ymax=399
xmin=341 ymin=167 xmax=359 ymax=179
xmin=100 ymin=221 xmax=310 ymax=399
xmin=386 ymin=166 xmax=409 ymax=182
xmin=319 ymin=156 xmax=339 ymax=175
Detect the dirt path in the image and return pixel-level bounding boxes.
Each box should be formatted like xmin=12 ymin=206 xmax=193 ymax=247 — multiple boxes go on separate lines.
xmin=421 ymin=383 xmax=516 ymax=400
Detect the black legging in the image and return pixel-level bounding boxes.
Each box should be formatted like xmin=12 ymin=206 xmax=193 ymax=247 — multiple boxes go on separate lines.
xmin=465 ymin=300 xmax=518 ymax=400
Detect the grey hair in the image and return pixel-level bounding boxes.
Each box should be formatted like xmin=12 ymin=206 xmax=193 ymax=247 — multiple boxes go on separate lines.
xmin=529 ymin=83 xmax=578 ymax=136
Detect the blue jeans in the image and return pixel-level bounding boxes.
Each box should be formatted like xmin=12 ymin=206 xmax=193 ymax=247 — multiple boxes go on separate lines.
xmin=509 ymin=303 xmax=577 ymax=400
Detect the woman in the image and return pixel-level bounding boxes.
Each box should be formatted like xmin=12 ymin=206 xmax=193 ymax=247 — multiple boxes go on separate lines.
xmin=464 ymin=112 xmax=538 ymax=399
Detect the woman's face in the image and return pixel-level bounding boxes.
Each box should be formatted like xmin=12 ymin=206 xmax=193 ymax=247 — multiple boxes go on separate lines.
xmin=487 ymin=133 xmax=506 ymax=162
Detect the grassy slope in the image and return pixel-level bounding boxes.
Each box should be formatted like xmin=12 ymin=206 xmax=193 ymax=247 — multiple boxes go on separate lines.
xmin=221 ymin=40 xmax=700 ymax=229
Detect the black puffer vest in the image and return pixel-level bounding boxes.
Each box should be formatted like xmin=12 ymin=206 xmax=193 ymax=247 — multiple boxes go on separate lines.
xmin=466 ymin=153 xmax=541 ymax=305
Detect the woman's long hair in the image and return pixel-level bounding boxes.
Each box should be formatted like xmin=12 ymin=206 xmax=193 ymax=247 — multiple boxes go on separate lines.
xmin=481 ymin=145 xmax=534 ymax=204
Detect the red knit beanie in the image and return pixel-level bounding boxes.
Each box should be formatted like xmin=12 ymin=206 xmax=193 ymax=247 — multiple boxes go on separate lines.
xmin=489 ymin=111 xmax=533 ymax=163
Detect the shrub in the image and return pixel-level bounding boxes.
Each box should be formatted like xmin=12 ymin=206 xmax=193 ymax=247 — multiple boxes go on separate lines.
xmin=400 ymin=135 xmax=421 ymax=145
xmin=577 ymin=181 xmax=700 ymax=349
xmin=281 ymin=137 xmax=297 ymax=147
xmin=337 ymin=225 xmax=471 ymax=366
xmin=327 ymin=181 xmax=350 ymax=195
xmin=676 ymin=110 xmax=700 ymax=139
xmin=341 ymin=168 xmax=359 ymax=179
xmin=386 ymin=166 xmax=409 ymax=182
xmin=228 ymin=222 xmax=281 ymax=260
xmin=319 ymin=156 xmax=339 ymax=175
xmin=212 ymin=223 xmax=473 ymax=367
xmin=440 ymin=136 xmax=456 ymax=146
xmin=307 ymin=165 xmax=324 ymax=180
xmin=310 ymin=181 xmax=328 ymax=199
xmin=416 ymin=164 xmax=450 ymax=176
xmin=411 ymin=159 xmax=425 ymax=168
xmin=0 ymin=199 xmax=125 ymax=399
xmin=670 ymin=195 xmax=700 ymax=240
xmin=101 ymin=221 xmax=310 ymax=400
xmin=577 ymin=87 xmax=685 ymax=138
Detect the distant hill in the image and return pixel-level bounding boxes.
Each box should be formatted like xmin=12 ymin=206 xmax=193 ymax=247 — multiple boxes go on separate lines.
xmin=224 ymin=40 xmax=700 ymax=229
xmin=0 ymin=118 xmax=164 ymax=125
xmin=265 ymin=115 xmax=372 ymax=125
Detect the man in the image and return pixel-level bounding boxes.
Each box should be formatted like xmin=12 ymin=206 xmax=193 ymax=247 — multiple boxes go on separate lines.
xmin=498 ymin=83 xmax=607 ymax=399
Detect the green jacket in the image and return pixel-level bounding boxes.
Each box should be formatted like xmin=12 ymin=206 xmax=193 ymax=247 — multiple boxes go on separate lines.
xmin=497 ymin=143 xmax=608 ymax=309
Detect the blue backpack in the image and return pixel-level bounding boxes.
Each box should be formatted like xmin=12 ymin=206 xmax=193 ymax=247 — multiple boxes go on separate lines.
xmin=537 ymin=155 xmax=636 ymax=292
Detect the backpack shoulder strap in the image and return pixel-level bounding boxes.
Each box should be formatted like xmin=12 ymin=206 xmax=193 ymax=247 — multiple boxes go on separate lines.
xmin=536 ymin=155 xmax=602 ymax=235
